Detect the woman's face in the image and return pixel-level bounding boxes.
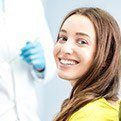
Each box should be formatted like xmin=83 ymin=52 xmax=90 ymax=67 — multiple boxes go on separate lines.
xmin=54 ymin=14 xmax=96 ymax=85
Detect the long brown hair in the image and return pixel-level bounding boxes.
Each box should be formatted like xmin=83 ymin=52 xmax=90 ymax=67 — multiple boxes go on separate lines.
xmin=54 ymin=7 xmax=121 ymax=121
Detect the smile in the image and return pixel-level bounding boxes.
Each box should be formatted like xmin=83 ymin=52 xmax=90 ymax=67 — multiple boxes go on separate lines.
xmin=59 ymin=58 xmax=79 ymax=66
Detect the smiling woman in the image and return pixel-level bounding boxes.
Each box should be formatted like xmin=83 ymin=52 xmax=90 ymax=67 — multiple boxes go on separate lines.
xmin=53 ymin=7 xmax=121 ymax=121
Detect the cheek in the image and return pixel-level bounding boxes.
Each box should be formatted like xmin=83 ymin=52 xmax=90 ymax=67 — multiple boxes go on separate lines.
xmin=82 ymin=46 xmax=95 ymax=60
xmin=53 ymin=45 xmax=60 ymax=59
xmin=79 ymin=49 xmax=95 ymax=70
xmin=86 ymin=53 xmax=94 ymax=64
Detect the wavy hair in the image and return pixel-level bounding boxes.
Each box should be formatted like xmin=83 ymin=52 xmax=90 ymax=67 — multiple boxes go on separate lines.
xmin=54 ymin=7 xmax=121 ymax=121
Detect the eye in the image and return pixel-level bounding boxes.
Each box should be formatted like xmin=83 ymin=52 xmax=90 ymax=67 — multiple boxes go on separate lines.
xmin=57 ymin=36 xmax=67 ymax=44
xmin=77 ymin=38 xmax=88 ymax=45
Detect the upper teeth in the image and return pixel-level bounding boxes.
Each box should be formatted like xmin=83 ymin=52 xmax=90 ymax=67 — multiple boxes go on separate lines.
xmin=60 ymin=59 xmax=77 ymax=65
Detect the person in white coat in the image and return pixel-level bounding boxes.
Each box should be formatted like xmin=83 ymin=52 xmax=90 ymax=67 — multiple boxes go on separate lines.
xmin=0 ymin=0 xmax=55 ymax=121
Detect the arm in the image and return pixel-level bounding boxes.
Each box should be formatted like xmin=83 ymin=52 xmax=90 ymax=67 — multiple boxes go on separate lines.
xmin=21 ymin=39 xmax=56 ymax=84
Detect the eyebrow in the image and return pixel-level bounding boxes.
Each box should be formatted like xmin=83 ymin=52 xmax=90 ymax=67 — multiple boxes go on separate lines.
xmin=76 ymin=32 xmax=90 ymax=39
xmin=60 ymin=29 xmax=90 ymax=38
xmin=59 ymin=29 xmax=67 ymax=33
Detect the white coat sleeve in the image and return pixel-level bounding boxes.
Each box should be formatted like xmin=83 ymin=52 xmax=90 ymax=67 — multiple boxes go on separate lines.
xmin=0 ymin=60 xmax=16 ymax=119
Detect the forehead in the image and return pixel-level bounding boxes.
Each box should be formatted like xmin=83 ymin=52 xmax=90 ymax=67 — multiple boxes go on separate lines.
xmin=61 ymin=14 xmax=96 ymax=40
xmin=62 ymin=14 xmax=94 ymax=29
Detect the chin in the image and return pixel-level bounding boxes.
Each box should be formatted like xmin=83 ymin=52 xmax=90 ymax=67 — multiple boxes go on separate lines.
xmin=57 ymin=72 xmax=76 ymax=81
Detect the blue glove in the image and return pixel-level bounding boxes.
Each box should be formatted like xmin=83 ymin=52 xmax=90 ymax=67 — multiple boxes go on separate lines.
xmin=20 ymin=41 xmax=45 ymax=72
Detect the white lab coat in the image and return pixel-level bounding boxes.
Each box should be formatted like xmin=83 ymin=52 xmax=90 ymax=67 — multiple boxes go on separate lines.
xmin=0 ymin=0 xmax=55 ymax=120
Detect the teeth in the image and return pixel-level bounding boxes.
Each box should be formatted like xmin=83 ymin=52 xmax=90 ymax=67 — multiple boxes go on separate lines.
xmin=60 ymin=59 xmax=77 ymax=65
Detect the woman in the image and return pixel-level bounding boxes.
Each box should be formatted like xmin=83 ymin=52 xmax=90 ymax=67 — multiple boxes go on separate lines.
xmin=53 ymin=7 xmax=121 ymax=121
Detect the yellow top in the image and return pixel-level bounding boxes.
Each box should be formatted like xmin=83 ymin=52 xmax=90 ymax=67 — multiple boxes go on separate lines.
xmin=69 ymin=98 xmax=119 ymax=121
xmin=119 ymin=101 xmax=121 ymax=121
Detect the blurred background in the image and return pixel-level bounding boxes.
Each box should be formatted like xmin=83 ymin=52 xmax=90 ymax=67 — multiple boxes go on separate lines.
xmin=0 ymin=0 xmax=121 ymax=121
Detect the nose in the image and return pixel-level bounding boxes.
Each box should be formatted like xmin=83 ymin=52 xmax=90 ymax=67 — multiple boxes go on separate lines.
xmin=61 ymin=40 xmax=74 ymax=54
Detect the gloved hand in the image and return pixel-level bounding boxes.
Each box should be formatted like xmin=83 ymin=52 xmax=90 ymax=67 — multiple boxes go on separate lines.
xmin=20 ymin=41 xmax=45 ymax=72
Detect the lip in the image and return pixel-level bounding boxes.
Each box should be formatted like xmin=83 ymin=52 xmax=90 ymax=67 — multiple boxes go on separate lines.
xmin=58 ymin=57 xmax=79 ymax=62
xmin=57 ymin=57 xmax=79 ymax=69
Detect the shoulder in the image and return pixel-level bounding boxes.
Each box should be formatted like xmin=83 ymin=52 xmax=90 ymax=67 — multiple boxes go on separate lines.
xmin=69 ymin=98 xmax=119 ymax=121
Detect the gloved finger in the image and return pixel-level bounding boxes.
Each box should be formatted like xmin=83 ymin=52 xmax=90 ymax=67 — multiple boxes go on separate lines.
xmin=31 ymin=58 xmax=45 ymax=65
xmin=23 ymin=56 xmax=32 ymax=64
xmin=21 ymin=48 xmax=44 ymax=59
xmin=31 ymin=59 xmax=45 ymax=70
xmin=33 ymin=64 xmax=45 ymax=71
xmin=22 ymin=51 xmax=45 ymax=65
xmin=21 ymin=42 xmax=43 ymax=55
xmin=21 ymin=41 xmax=34 ymax=53
xmin=22 ymin=55 xmax=45 ymax=65
xmin=29 ymin=53 xmax=45 ymax=61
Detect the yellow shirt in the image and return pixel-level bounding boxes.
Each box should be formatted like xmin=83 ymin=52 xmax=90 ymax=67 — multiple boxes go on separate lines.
xmin=69 ymin=98 xmax=119 ymax=121
xmin=119 ymin=101 xmax=121 ymax=121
